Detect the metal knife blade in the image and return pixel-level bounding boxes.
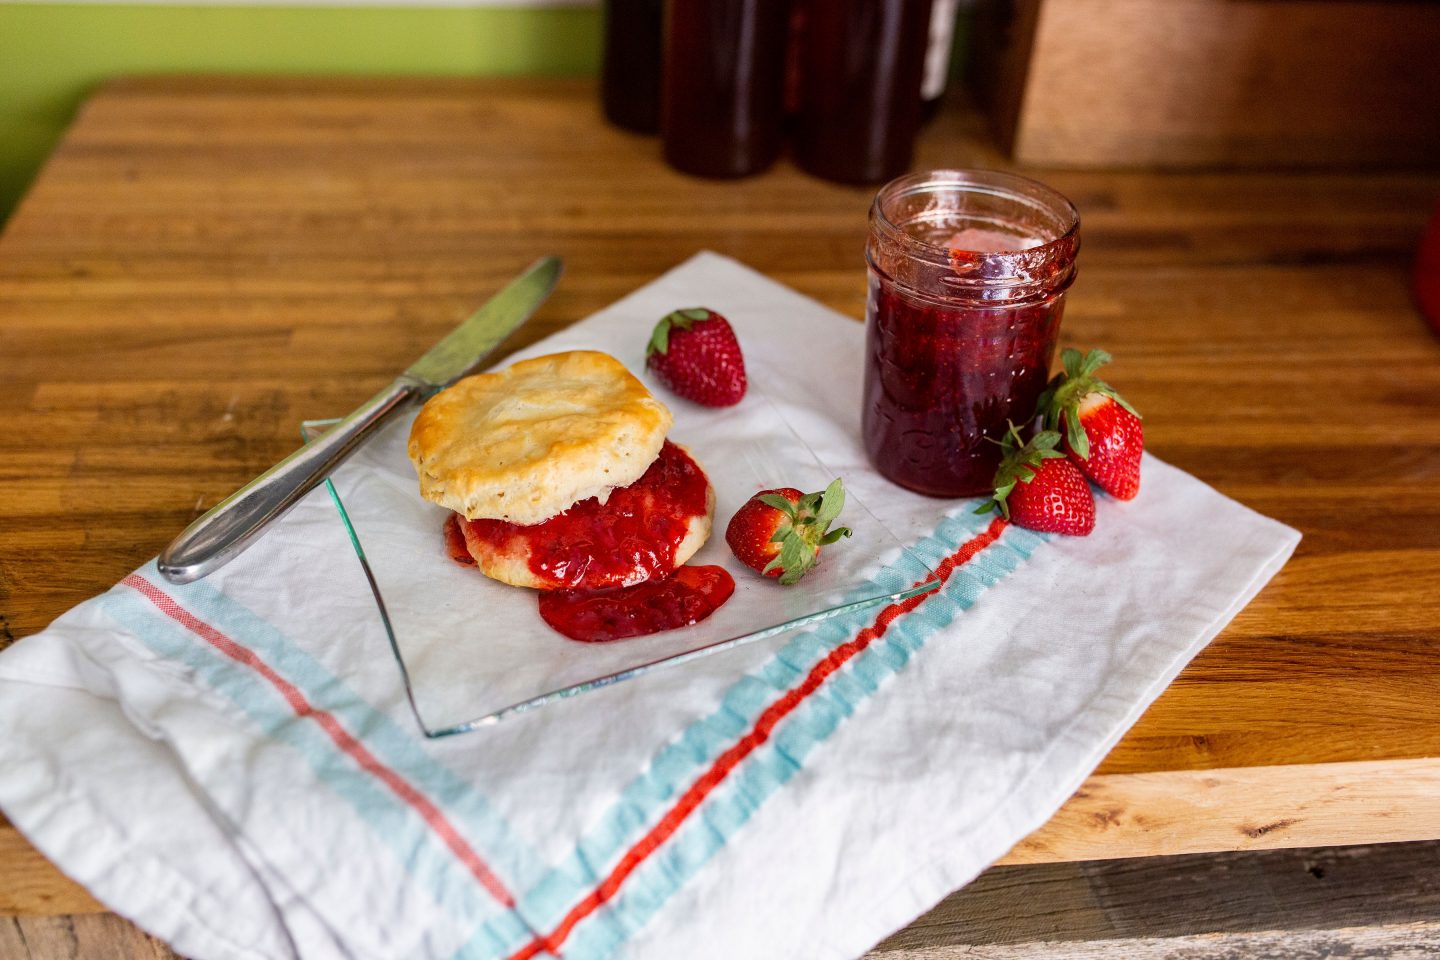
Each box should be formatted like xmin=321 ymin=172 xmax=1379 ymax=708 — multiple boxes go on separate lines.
xmin=157 ymin=255 xmax=563 ymax=585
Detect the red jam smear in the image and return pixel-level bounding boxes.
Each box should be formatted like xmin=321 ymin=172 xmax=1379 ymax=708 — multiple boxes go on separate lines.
xmin=861 ymin=266 xmax=1063 ymax=498
xmin=537 ymin=565 xmax=736 ymax=643
xmin=443 ymin=514 xmax=476 ymax=565
xmin=454 ymin=440 xmax=710 ymax=590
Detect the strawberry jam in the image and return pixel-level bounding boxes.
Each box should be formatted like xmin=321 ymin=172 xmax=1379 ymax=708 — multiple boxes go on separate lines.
xmin=538 ymin=565 xmax=735 ymax=642
xmin=453 ymin=440 xmax=711 ymax=590
xmin=863 ymin=170 xmax=1080 ymax=497
xmin=862 ymin=276 xmax=1063 ymax=496
xmin=443 ymin=514 xmax=476 ymax=565
xmin=443 ymin=441 xmax=731 ymax=642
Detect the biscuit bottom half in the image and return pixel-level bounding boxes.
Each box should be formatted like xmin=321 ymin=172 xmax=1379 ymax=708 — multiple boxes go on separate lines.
xmin=445 ymin=440 xmax=715 ymax=591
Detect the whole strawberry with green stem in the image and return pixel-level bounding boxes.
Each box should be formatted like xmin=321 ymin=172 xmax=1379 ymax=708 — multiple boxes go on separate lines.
xmin=977 ymin=425 xmax=1095 ymax=536
xmin=726 ymin=478 xmax=852 ymax=584
xmin=646 ymin=307 xmax=747 ymax=407
xmin=1037 ymin=348 xmax=1143 ymax=500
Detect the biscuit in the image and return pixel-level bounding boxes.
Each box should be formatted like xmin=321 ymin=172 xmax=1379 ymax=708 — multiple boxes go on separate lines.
xmin=408 ymin=351 xmax=673 ymax=525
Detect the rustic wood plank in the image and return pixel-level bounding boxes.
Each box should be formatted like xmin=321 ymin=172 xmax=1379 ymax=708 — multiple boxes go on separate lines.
xmin=873 ymin=840 xmax=1440 ymax=957
xmin=1005 ymin=759 xmax=1440 ymax=865
xmin=0 ymin=915 xmax=180 ymax=959
xmin=872 ymin=923 xmax=1440 ymax=959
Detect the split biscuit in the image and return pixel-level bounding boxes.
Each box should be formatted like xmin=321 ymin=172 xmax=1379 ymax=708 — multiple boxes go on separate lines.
xmin=407 ymin=350 xmax=673 ymax=525
xmin=461 ymin=472 xmax=716 ymax=590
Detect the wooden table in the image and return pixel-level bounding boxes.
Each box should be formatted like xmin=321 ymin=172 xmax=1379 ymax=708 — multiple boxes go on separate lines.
xmin=2 ymin=77 xmax=1439 ymax=955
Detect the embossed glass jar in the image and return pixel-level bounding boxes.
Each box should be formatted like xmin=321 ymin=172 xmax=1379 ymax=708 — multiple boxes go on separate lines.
xmin=862 ymin=170 xmax=1081 ymax=497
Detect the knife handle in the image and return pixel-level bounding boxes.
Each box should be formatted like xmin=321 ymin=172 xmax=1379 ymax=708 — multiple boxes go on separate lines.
xmin=157 ymin=377 xmax=424 ymax=585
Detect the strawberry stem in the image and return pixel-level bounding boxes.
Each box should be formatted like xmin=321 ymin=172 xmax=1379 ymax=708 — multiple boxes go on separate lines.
xmin=647 ymin=307 xmax=713 ymax=357
xmin=976 ymin=422 xmax=1066 ymax=518
xmin=765 ymin=477 xmax=852 ymax=585
xmin=1037 ymin=347 xmax=1140 ymax=460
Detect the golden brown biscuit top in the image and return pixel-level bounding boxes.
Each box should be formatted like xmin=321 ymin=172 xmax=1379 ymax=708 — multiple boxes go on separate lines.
xmin=406 ymin=350 xmax=673 ymax=525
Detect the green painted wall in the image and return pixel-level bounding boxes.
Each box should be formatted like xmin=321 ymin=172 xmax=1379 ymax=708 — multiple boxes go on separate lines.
xmin=0 ymin=3 xmax=602 ymax=221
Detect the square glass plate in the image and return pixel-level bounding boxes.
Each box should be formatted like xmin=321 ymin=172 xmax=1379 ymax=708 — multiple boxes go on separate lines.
xmin=304 ymin=387 xmax=938 ymax=737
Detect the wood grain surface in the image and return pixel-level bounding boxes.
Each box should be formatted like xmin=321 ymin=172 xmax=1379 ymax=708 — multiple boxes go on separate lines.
xmin=869 ymin=839 xmax=1440 ymax=957
xmin=1 ymin=76 xmax=1439 ymax=952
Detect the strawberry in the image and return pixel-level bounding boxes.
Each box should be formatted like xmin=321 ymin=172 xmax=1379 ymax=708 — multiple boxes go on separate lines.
xmin=1037 ymin=348 xmax=1143 ymax=500
xmin=645 ymin=307 xmax=747 ymax=407
xmin=725 ymin=478 xmax=852 ymax=585
xmin=978 ymin=426 xmax=1095 ymax=536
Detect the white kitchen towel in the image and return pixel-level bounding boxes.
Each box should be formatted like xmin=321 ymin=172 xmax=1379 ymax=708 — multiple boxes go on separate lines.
xmin=0 ymin=252 xmax=1300 ymax=960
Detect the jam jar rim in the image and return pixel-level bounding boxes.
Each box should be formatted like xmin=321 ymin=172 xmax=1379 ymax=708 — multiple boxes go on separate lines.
xmin=868 ymin=168 xmax=1080 ymax=306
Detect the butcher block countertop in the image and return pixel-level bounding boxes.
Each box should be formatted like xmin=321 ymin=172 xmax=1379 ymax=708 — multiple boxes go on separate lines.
xmin=1 ymin=76 xmax=1438 ymax=954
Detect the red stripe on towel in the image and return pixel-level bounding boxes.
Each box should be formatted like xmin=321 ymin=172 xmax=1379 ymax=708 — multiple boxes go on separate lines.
xmin=123 ymin=573 xmax=518 ymax=909
xmin=509 ymin=517 xmax=1009 ymax=959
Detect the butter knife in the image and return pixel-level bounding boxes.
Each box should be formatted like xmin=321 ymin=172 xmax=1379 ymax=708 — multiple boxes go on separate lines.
xmin=158 ymin=256 xmax=563 ymax=585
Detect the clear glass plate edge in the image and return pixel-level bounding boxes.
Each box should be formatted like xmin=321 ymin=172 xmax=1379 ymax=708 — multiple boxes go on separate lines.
xmin=304 ymin=420 xmax=436 ymax=734
xmin=302 ymin=416 xmax=942 ymax=739
xmin=429 ymin=578 xmax=941 ymax=736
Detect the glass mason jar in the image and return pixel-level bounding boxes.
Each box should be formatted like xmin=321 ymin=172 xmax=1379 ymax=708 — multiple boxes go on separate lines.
xmin=661 ymin=0 xmax=792 ymax=179
xmin=601 ymin=0 xmax=664 ymax=134
xmin=790 ymin=0 xmax=934 ymax=185
xmin=862 ymin=170 xmax=1081 ymax=497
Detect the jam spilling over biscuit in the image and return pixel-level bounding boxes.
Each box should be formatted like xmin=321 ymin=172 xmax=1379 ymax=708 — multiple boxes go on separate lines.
xmin=454 ymin=440 xmax=709 ymax=590
xmin=442 ymin=513 xmax=477 ymax=566
xmin=445 ymin=440 xmax=732 ymax=641
xmin=537 ymin=565 xmax=735 ymax=643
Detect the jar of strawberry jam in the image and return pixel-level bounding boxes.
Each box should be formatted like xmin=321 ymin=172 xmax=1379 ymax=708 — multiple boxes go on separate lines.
xmin=862 ymin=169 xmax=1080 ymax=497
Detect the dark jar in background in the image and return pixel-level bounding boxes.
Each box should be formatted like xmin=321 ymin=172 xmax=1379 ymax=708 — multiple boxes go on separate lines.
xmin=602 ymin=0 xmax=664 ymax=133
xmin=792 ymin=0 xmax=934 ymax=185
xmin=662 ymin=0 xmax=792 ymax=178
xmin=862 ymin=170 xmax=1081 ymax=497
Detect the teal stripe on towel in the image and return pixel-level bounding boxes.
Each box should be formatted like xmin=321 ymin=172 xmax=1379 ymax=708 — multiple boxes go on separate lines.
xmin=146 ymin=570 xmax=540 ymax=885
xmin=450 ymin=513 xmax=1045 ymax=960
xmin=98 ymin=585 xmax=533 ymax=958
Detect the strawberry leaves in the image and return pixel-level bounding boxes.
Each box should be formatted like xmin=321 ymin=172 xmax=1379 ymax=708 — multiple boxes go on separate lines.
xmin=646 ymin=307 xmax=713 ymax=357
xmin=976 ymin=425 xmax=1067 ymax=520
xmin=758 ymin=478 xmax=852 ymax=584
xmin=1036 ymin=348 xmax=1140 ymax=460
xmin=732 ymin=478 xmax=852 ymax=585
xmin=981 ymin=343 xmax=1143 ymax=532
xmin=977 ymin=422 xmax=1096 ymax=536
xmin=1036 ymin=347 xmax=1144 ymax=499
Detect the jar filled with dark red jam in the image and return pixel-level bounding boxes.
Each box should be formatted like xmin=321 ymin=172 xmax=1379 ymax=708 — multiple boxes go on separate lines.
xmin=661 ymin=0 xmax=791 ymax=179
xmin=601 ymin=0 xmax=664 ymax=133
xmin=791 ymin=0 xmax=934 ymax=185
xmin=862 ymin=170 xmax=1080 ymax=497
